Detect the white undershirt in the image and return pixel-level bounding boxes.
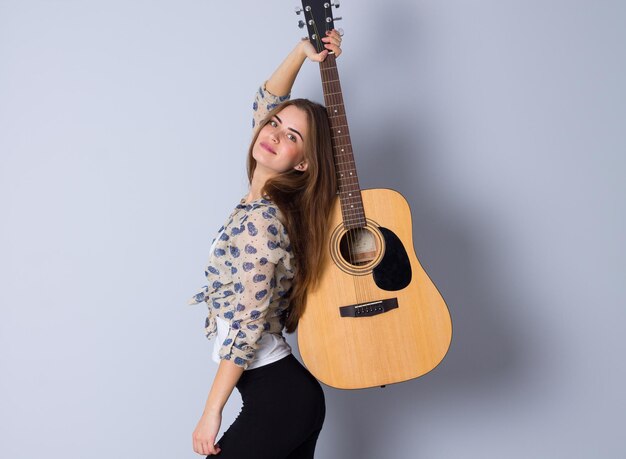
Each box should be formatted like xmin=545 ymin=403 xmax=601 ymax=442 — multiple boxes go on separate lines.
xmin=212 ymin=315 xmax=292 ymax=370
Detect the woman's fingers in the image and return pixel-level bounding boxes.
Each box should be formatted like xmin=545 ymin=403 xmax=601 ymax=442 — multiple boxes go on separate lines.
xmin=323 ymin=29 xmax=343 ymax=58
xmin=193 ymin=437 xmax=204 ymax=455
xmin=206 ymin=442 xmax=221 ymax=455
xmin=324 ymin=29 xmax=342 ymax=46
xmin=327 ymin=29 xmax=342 ymax=44
xmin=324 ymin=43 xmax=342 ymax=57
xmin=321 ymin=37 xmax=340 ymax=47
xmin=301 ymin=28 xmax=342 ymax=62
xmin=192 ymin=413 xmax=223 ymax=455
xmin=194 ymin=438 xmax=220 ymax=455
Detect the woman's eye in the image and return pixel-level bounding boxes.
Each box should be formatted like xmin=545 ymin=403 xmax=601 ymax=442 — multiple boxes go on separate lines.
xmin=269 ymin=120 xmax=277 ymax=127
xmin=288 ymin=134 xmax=297 ymax=142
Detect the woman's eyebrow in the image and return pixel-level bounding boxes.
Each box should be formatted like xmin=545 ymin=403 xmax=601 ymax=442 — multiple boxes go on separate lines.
xmin=274 ymin=115 xmax=304 ymax=142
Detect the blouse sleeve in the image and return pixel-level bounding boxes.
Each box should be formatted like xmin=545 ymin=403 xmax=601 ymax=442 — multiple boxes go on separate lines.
xmin=252 ymin=80 xmax=291 ymax=133
xmin=217 ymin=209 xmax=291 ymax=369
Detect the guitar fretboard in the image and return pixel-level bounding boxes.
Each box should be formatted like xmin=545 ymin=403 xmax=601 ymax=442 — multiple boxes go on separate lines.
xmin=320 ymin=55 xmax=366 ymax=229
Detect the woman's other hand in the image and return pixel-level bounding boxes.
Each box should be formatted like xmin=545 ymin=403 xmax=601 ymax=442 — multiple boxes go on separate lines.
xmin=192 ymin=410 xmax=222 ymax=455
xmin=299 ymin=28 xmax=343 ymax=62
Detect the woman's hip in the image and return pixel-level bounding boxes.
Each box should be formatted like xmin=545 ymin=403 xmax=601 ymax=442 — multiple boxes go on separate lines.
xmin=236 ymin=353 xmax=325 ymax=419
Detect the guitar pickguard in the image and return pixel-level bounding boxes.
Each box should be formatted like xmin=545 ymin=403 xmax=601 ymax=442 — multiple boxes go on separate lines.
xmin=372 ymin=227 xmax=412 ymax=291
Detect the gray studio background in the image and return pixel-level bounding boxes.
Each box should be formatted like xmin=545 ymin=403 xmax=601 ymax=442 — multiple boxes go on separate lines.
xmin=1 ymin=1 xmax=624 ymax=458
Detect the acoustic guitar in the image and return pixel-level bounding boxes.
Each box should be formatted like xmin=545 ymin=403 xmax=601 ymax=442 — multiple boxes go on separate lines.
xmin=295 ymin=0 xmax=453 ymax=390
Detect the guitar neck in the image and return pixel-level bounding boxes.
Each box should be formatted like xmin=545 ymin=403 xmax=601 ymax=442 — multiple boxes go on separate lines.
xmin=319 ymin=55 xmax=366 ymax=229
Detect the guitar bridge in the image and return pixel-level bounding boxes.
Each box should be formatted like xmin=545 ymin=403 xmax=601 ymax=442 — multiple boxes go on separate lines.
xmin=339 ymin=298 xmax=398 ymax=318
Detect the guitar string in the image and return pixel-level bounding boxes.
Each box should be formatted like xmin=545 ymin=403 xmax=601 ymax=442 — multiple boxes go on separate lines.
xmin=314 ymin=9 xmax=358 ymax=272
xmin=311 ymin=10 xmax=365 ymax=303
xmin=330 ymin=26 xmax=362 ymax=295
xmin=326 ymin=52 xmax=358 ymax=276
xmin=324 ymin=23 xmax=357 ymax=273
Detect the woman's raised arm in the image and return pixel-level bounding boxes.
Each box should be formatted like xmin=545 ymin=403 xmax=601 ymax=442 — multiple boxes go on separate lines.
xmin=252 ymin=30 xmax=343 ymax=131
xmin=266 ymin=30 xmax=343 ymax=96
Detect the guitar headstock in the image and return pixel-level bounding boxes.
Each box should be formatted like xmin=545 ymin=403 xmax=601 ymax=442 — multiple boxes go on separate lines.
xmin=295 ymin=1 xmax=342 ymax=53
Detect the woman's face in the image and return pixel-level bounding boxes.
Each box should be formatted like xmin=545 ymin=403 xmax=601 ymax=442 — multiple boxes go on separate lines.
xmin=252 ymin=105 xmax=309 ymax=176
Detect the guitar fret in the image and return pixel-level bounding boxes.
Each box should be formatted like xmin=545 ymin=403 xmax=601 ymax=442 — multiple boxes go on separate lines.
xmin=341 ymin=214 xmax=365 ymax=220
xmin=341 ymin=217 xmax=365 ymax=224
xmin=340 ymin=203 xmax=364 ymax=209
xmin=340 ymin=200 xmax=364 ymax=206
xmin=341 ymin=209 xmax=365 ymax=215
xmin=341 ymin=210 xmax=365 ymax=214
xmin=340 ymin=203 xmax=363 ymax=208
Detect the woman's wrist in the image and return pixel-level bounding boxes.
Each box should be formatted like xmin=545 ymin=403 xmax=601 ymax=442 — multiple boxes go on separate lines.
xmin=203 ymin=406 xmax=223 ymax=417
xmin=294 ymin=39 xmax=309 ymax=61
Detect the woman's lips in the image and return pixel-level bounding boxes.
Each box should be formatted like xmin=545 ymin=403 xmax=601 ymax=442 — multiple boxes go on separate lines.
xmin=260 ymin=142 xmax=276 ymax=154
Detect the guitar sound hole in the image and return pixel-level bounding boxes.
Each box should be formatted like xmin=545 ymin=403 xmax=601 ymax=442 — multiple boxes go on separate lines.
xmin=339 ymin=228 xmax=380 ymax=266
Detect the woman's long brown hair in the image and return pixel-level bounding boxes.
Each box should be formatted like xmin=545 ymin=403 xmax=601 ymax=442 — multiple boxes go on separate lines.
xmin=246 ymin=98 xmax=337 ymax=333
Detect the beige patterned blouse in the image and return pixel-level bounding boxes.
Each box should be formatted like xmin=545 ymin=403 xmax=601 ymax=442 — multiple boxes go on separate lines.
xmin=187 ymin=82 xmax=294 ymax=370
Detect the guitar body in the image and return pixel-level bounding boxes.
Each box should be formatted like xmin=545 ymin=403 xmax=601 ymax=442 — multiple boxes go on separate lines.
xmin=297 ymin=188 xmax=452 ymax=389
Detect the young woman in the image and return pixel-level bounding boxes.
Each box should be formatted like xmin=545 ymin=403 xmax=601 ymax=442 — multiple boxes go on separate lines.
xmin=188 ymin=29 xmax=343 ymax=458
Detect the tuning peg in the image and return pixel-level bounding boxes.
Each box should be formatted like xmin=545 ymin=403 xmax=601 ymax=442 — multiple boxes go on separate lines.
xmin=294 ymin=6 xmax=303 ymax=15
xmin=334 ymin=16 xmax=343 ymax=21
xmin=298 ymin=19 xmax=305 ymax=29
xmin=337 ymin=28 xmax=344 ymax=36
xmin=332 ymin=0 xmax=340 ymax=7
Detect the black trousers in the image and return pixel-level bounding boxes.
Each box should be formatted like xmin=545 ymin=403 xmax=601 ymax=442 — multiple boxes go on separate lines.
xmin=212 ymin=353 xmax=326 ymax=459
